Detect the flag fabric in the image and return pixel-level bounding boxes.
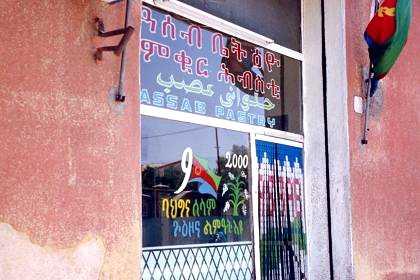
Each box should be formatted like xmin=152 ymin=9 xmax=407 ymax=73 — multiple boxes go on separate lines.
xmin=364 ymin=0 xmax=412 ymax=95
xmin=188 ymin=155 xmax=221 ymax=198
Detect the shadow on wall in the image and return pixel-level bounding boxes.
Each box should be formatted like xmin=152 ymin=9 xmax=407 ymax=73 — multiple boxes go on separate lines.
xmin=384 ymin=272 xmax=420 ymax=280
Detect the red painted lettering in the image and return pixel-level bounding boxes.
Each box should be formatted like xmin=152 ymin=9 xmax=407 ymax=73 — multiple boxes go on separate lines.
xmin=141 ymin=7 xmax=157 ymax=33
xmin=217 ymin=63 xmax=235 ymax=85
xmin=196 ymin=57 xmax=209 ymax=78
xmin=230 ymin=38 xmax=247 ymax=62
xmin=180 ymin=25 xmax=202 ymax=49
xmin=141 ymin=39 xmax=171 ymax=62
xmin=255 ymin=76 xmax=265 ymax=94
xmin=211 ymin=33 xmax=229 ymax=58
xmin=161 ymin=15 xmax=176 ymax=40
xmin=264 ymin=52 xmax=281 ymax=72
xmin=252 ymin=49 xmax=262 ymax=68
xmin=237 ymin=71 xmax=253 ymax=90
xmin=174 ymin=50 xmax=193 ymax=74
xmin=266 ymin=79 xmax=280 ymax=99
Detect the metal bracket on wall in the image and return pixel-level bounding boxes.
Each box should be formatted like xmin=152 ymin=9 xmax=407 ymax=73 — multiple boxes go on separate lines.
xmin=94 ymin=0 xmax=134 ymax=103
xmin=94 ymin=18 xmax=134 ymax=62
xmin=361 ymin=72 xmax=372 ymax=145
xmin=101 ymin=0 xmax=124 ymax=4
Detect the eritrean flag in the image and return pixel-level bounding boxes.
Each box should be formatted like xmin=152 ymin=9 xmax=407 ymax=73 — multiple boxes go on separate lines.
xmin=364 ymin=0 xmax=412 ymax=95
xmin=188 ymin=155 xmax=221 ymax=198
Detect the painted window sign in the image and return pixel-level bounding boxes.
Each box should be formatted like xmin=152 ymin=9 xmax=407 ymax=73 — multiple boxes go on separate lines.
xmin=140 ymin=5 xmax=303 ymax=133
xmin=141 ymin=116 xmax=253 ymax=247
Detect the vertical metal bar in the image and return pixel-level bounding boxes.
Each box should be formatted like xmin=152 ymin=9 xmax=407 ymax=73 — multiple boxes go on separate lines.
xmin=361 ymin=71 xmax=372 ymax=144
xmin=362 ymin=1 xmax=381 ymax=138
xmin=116 ymin=0 xmax=132 ymax=102
xmin=251 ymin=135 xmax=262 ymax=280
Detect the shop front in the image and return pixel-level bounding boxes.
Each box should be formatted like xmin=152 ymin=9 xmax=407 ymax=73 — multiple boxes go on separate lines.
xmin=140 ymin=1 xmax=306 ymax=279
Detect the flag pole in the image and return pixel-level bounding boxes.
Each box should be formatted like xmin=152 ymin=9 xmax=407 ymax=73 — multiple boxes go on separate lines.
xmin=361 ymin=68 xmax=373 ymax=145
xmin=361 ymin=0 xmax=380 ymax=145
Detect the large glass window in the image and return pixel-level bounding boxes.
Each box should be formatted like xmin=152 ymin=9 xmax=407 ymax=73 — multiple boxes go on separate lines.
xmin=140 ymin=2 xmax=305 ymax=279
xmin=142 ymin=116 xmax=253 ymax=247
xmin=140 ymin=4 xmax=302 ymax=134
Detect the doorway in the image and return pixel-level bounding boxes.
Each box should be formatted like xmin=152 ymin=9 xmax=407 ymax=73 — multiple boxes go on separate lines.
xmin=252 ymin=135 xmax=306 ymax=279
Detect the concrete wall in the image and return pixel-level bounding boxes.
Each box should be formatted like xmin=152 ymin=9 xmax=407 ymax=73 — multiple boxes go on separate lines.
xmin=0 ymin=1 xmax=141 ymax=279
xmin=302 ymin=0 xmax=333 ymax=279
xmin=323 ymin=0 xmax=353 ymax=278
xmin=346 ymin=1 xmax=420 ymax=279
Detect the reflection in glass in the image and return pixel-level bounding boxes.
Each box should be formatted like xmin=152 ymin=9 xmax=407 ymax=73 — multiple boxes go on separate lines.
xmin=141 ymin=116 xmax=253 ymax=247
xmin=178 ymin=0 xmax=301 ymax=51
xmin=140 ymin=4 xmax=302 ymax=134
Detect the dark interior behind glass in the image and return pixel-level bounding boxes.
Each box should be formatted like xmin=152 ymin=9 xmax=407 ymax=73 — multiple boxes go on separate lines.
xmin=178 ymin=0 xmax=301 ymax=51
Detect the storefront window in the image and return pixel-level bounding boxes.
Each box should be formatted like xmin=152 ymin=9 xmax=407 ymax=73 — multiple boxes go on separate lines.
xmin=140 ymin=4 xmax=302 ymax=134
xmin=140 ymin=2 xmax=305 ymax=279
xmin=142 ymin=116 xmax=253 ymax=247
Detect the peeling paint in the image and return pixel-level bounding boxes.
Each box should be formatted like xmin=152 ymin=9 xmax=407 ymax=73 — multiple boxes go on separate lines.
xmin=0 ymin=0 xmax=141 ymax=279
xmin=0 ymin=223 xmax=105 ymax=280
